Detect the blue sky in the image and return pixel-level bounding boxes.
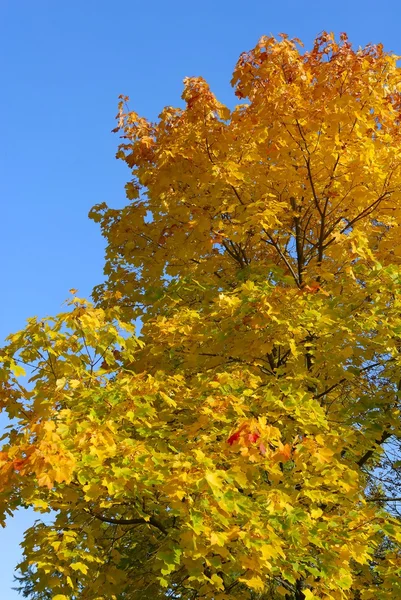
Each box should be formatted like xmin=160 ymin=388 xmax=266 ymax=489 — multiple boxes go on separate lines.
xmin=1 ymin=0 xmax=401 ymax=596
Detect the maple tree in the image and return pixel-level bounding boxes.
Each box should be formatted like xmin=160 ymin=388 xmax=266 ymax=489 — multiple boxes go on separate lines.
xmin=3 ymin=31 xmax=401 ymax=599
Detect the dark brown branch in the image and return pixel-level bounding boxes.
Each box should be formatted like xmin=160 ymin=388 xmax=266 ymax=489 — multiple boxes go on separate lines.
xmin=266 ymin=352 xmax=276 ymax=372
xmin=295 ymin=120 xmax=323 ymax=220
xmin=222 ymin=240 xmax=244 ymax=267
xmin=294 ymin=578 xmax=306 ymax=600
xmin=323 ymin=191 xmax=392 ymax=250
xmin=90 ymin=511 xmax=167 ymax=535
xmin=339 ymin=192 xmax=391 ymax=234
xmin=313 ymin=379 xmax=346 ymax=400
xmin=262 ymin=231 xmax=301 ymax=288
xmin=205 ymin=137 xmax=216 ymax=165
xmin=357 ymin=431 xmax=392 ymax=468
xmin=290 ymin=197 xmax=304 ymax=285
xmin=230 ymin=184 xmax=245 ymax=205
xmin=367 ymin=497 xmax=401 ymax=503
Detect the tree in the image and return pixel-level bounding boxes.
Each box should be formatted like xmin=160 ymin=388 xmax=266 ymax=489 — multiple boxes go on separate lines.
xmin=2 ymin=32 xmax=401 ymax=600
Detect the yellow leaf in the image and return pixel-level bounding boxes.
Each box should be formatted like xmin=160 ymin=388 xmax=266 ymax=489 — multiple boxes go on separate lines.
xmin=205 ymin=470 xmax=223 ymax=490
xmin=71 ymin=562 xmax=89 ymax=574
xmin=289 ymin=339 xmax=298 ymax=357
xmin=56 ymin=377 xmax=66 ymax=390
xmin=210 ymin=573 xmax=224 ymax=589
xmin=210 ymin=531 xmax=227 ymax=546
xmin=11 ymin=363 xmax=26 ymax=377
xmin=239 ymin=575 xmax=265 ymax=592
xmin=32 ymin=499 xmax=49 ymax=512
xmin=159 ymin=390 xmax=177 ymax=407
xmin=315 ymin=447 xmax=334 ymax=464
xmin=260 ymin=544 xmax=276 ymax=561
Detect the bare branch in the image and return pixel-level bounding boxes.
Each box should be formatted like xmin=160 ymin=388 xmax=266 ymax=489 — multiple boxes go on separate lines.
xmin=262 ymin=230 xmax=301 ymax=288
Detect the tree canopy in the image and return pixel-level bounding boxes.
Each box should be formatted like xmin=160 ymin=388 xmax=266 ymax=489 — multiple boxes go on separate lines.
xmin=2 ymin=32 xmax=401 ymax=600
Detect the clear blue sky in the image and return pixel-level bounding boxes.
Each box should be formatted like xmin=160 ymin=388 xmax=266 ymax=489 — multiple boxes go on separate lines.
xmin=1 ymin=0 xmax=401 ymax=596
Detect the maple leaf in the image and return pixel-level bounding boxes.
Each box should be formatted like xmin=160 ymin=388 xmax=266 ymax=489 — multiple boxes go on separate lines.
xmin=227 ymin=431 xmax=241 ymax=445
xmin=274 ymin=443 xmax=292 ymax=462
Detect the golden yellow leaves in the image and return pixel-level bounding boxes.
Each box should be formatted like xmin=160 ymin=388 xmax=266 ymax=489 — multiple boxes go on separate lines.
xmin=32 ymin=499 xmax=49 ymax=513
xmin=239 ymin=574 xmax=265 ymax=592
xmin=5 ymin=32 xmax=401 ymax=600
xmin=70 ymin=562 xmax=89 ymax=575
xmin=205 ymin=469 xmax=226 ymax=491
xmin=56 ymin=377 xmax=66 ymax=390
xmin=10 ymin=362 xmax=26 ymax=377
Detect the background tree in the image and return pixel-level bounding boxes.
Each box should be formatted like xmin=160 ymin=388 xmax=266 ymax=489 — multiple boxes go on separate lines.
xmin=3 ymin=32 xmax=401 ymax=599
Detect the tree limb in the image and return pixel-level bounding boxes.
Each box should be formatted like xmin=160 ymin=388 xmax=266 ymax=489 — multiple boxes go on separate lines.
xmin=357 ymin=431 xmax=392 ymax=468
xmin=89 ymin=511 xmax=168 ymax=535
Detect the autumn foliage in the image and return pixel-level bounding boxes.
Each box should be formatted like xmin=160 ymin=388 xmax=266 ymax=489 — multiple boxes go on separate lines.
xmin=3 ymin=32 xmax=401 ymax=599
